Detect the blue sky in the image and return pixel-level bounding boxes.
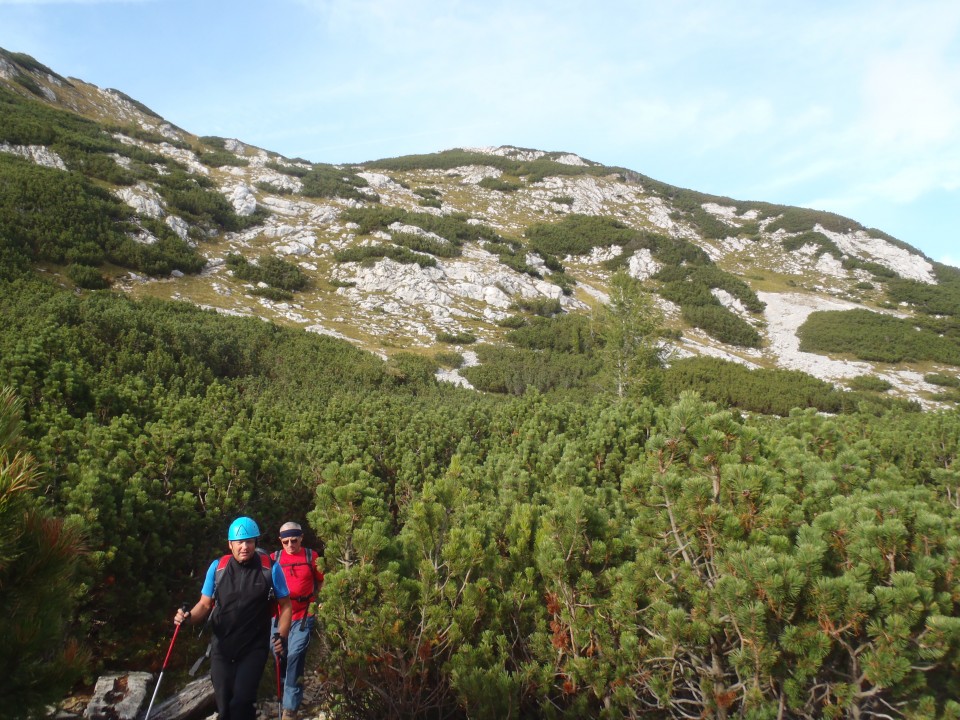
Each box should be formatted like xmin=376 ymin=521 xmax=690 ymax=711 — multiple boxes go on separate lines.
xmin=1 ymin=0 xmax=958 ymax=267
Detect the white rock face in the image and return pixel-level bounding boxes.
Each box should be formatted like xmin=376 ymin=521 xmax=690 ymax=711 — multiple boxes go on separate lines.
xmin=699 ymin=203 xmax=758 ymax=224
xmin=274 ymin=231 xmax=317 ymax=256
xmin=577 ymin=282 xmax=609 ymax=304
xmin=0 ymin=142 xmax=68 ymax=170
xmin=462 ymin=146 xmax=546 ymax=161
xmin=814 ymin=252 xmax=845 ymax=279
xmin=224 ymin=184 xmax=258 ymax=216
xmin=336 ymin=246 xmax=585 ymax=333
xmin=98 ymin=88 xmax=147 ymax=123
xmin=388 ymin=222 xmax=449 ymax=244
xmin=0 ymin=57 xmax=17 ymax=80
xmin=816 ymin=225 xmax=935 ymax=283
xmin=526 ymin=253 xmax=547 ymax=271
xmin=435 ymin=368 xmax=474 ymax=388
xmin=357 ymin=172 xmax=397 ymax=189
xmin=673 ymin=340 xmax=761 ymax=369
xmin=553 ymin=153 xmax=588 ymax=166
xmin=711 ymin=288 xmax=748 ymax=316
xmin=449 ymin=165 xmax=502 ymax=184
xmin=224 ymin=138 xmax=248 ymax=154
xmin=533 ymin=175 xmax=641 ymax=216
xmin=259 ymin=195 xmax=337 ymax=220
xmin=165 ymin=215 xmax=191 ymax=241
xmin=151 ymin=123 xmax=182 ymax=142
xmin=116 ymin=183 xmax=165 ymax=218
xmin=701 ymin=235 xmax=754 ymax=262
xmin=96 ymin=89 xmax=183 ymax=142
xmin=304 ymin=324 xmax=353 ymax=341
xmin=254 ymin=169 xmax=303 ymax=194
xmin=701 ymin=203 xmax=739 ymax=222
xmin=569 ymin=245 xmax=622 ymax=264
xmin=130 ymin=228 xmax=158 ymax=245
xmin=157 ymin=142 xmax=209 ymax=175
xmin=628 ymin=249 xmax=661 ymax=280
xmin=644 ymin=196 xmax=677 ymax=231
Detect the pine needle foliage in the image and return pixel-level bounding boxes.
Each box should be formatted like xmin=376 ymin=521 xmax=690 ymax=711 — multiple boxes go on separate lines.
xmin=2 ymin=275 xmax=960 ymax=717
xmin=0 ymin=388 xmax=87 ymax=718
xmin=799 ymin=309 xmax=960 ymax=366
xmin=526 ymin=214 xmax=764 ymax=346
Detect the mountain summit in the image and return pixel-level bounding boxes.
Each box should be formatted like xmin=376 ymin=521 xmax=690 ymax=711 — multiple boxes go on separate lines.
xmin=2 ymin=47 xmax=959 ymax=408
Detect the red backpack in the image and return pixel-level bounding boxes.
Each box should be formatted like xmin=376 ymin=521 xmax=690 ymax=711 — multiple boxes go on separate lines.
xmin=270 ymin=548 xmax=319 ymax=604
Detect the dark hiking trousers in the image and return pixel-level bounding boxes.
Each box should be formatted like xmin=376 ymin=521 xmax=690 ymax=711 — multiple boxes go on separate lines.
xmin=211 ymin=643 xmax=269 ymax=720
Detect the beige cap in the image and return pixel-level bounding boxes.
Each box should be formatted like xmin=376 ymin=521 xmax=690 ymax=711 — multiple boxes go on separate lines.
xmin=279 ymin=521 xmax=303 ymax=538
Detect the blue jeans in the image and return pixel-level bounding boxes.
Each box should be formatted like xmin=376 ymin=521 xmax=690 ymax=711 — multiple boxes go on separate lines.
xmin=272 ymin=615 xmax=314 ymax=711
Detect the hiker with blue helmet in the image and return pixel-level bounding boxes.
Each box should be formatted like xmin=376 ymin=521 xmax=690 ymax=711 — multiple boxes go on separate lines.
xmin=175 ymin=516 xmax=292 ymax=720
xmin=270 ymin=521 xmax=325 ymax=720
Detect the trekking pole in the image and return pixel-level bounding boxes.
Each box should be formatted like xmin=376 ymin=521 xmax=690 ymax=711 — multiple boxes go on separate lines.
xmin=144 ymin=604 xmax=189 ymax=720
xmin=272 ymin=633 xmax=283 ymax=720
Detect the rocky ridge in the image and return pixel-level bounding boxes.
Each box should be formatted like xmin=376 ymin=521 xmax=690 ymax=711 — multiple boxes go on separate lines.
xmin=1 ymin=48 xmax=955 ymax=407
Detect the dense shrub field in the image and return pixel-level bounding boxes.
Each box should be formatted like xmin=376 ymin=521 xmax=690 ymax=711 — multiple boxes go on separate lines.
xmin=798 ymin=309 xmax=960 ymax=366
xmin=3 ymin=276 xmax=958 ymax=719
xmin=299 ymin=164 xmax=372 ymax=201
xmin=226 ymin=253 xmax=310 ymax=291
xmin=525 ymin=214 xmax=764 ymax=347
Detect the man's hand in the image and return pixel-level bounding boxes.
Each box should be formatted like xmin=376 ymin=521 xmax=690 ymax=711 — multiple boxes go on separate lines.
xmin=272 ymin=633 xmax=287 ymax=658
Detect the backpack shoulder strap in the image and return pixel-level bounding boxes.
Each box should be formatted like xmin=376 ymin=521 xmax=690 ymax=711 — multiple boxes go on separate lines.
xmin=257 ymin=548 xmax=275 ymax=598
xmin=212 ymin=554 xmax=232 ymax=602
xmin=305 ymin=548 xmax=320 ymax=594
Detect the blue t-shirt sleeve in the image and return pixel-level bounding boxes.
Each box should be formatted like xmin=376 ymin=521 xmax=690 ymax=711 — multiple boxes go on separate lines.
xmin=272 ymin=562 xmax=290 ymax=599
xmin=200 ymin=559 xmax=219 ymax=597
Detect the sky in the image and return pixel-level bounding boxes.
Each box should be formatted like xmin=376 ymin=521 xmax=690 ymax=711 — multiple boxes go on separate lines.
xmin=1 ymin=0 xmax=958 ymax=267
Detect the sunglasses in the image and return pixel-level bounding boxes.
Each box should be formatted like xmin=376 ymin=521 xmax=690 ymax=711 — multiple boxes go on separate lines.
xmin=280 ymin=536 xmax=303 ymax=545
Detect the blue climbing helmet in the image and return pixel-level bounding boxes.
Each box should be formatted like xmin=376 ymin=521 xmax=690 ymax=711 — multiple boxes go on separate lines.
xmin=227 ymin=516 xmax=261 ymax=541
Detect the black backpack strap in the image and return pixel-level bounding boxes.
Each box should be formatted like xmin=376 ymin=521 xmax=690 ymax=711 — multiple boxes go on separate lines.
xmin=256 ymin=549 xmax=275 ymax=600
xmin=212 ymin=555 xmax=231 ymax=604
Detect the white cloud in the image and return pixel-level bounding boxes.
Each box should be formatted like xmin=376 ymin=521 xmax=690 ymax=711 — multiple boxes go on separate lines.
xmin=861 ymin=50 xmax=960 ymax=150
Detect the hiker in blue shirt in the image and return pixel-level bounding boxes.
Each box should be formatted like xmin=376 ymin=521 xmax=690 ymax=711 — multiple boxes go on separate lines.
xmin=175 ymin=517 xmax=292 ymax=720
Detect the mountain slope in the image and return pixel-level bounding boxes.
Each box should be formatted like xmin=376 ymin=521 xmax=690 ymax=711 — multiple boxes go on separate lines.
xmin=2 ymin=46 xmax=959 ymax=408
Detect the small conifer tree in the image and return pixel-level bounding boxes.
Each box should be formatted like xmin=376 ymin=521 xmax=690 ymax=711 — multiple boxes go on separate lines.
xmin=599 ymin=270 xmax=668 ymax=400
xmin=0 ymin=388 xmax=88 ymax=717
